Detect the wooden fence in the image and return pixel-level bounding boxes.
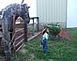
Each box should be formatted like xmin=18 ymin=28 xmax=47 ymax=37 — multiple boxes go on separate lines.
xmin=0 ymin=17 xmax=39 ymax=56
xmin=27 ymin=17 xmax=39 ymax=38
xmin=11 ymin=17 xmax=25 ymax=52
xmin=12 ymin=17 xmax=39 ymax=52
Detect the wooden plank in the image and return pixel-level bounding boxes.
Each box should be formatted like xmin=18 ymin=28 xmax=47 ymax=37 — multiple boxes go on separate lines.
xmin=28 ymin=32 xmax=41 ymax=41
xmin=15 ymin=39 xmax=24 ymax=47
xmin=14 ymin=29 xmax=24 ymax=38
xmin=15 ymin=28 xmax=24 ymax=33
xmin=15 ymin=34 xmax=24 ymax=41
xmin=28 ymin=28 xmax=46 ymax=41
xmin=13 ymin=34 xmax=24 ymax=45
xmin=15 ymin=24 xmax=24 ymax=28
xmin=16 ymin=43 xmax=24 ymax=52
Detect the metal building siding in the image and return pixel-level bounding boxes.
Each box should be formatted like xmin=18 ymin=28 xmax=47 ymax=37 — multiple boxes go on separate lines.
xmin=37 ymin=0 xmax=67 ymax=28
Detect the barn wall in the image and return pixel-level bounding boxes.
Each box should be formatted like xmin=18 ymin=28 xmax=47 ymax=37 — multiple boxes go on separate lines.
xmin=37 ymin=0 xmax=67 ymax=28
xmin=67 ymin=0 xmax=77 ymax=28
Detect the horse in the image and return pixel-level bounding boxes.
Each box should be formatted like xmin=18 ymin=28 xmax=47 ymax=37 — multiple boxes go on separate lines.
xmin=2 ymin=3 xmax=30 ymax=61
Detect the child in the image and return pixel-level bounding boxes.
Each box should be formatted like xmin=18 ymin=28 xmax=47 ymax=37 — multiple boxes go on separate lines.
xmin=41 ymin=28 xmax=49 ymax=54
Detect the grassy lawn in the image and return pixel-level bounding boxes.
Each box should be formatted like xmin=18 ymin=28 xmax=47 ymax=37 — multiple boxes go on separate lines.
xmin=13 ymin=28 xmax=77 ymax=61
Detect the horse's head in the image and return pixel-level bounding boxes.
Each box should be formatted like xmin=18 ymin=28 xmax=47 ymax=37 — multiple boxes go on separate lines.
xmin=2 ymin=3 xmax=30 ymax=31
xmin=2 ymin=3 xmax=30 ymax=23
xmin=20 ymin=4 xmax=30 ymax=23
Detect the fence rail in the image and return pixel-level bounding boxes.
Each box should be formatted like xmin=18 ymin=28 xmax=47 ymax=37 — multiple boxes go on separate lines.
xmin=27 ymin=17 xmax=39 ymax=38
xmin=12 ymin=17 xmax=25 ymax=52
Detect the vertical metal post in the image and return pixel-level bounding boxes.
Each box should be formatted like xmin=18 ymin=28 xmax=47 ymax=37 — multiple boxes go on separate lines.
xmin=32 ymin=18 xmax=34 ymax=36
xmin=37 ymin=17 xmax=39 ymax=31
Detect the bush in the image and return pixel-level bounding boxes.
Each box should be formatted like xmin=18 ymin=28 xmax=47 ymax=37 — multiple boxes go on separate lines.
xmin=46 ymin=23 xmax=61 ymax=37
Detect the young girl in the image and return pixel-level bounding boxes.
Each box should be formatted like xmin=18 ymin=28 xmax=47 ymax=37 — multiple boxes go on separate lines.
xmin=41 ymin=28 xmax=49 ymax=54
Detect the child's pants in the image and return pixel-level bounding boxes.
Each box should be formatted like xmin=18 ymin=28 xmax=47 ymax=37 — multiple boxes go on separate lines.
xmin=42 ymin=39 xmax=48 ymax=54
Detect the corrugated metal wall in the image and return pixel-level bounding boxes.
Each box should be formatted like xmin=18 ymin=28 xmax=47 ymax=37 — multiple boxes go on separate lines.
xmin=37 ymin=0 xmax=67 ymax=28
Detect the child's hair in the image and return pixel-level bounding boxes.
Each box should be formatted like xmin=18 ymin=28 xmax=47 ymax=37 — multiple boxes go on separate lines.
xmin=42 ymin=28 xmax=47 ymax=35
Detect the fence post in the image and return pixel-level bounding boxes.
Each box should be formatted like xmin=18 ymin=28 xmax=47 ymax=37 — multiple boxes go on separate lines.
xmin=37 ymin=17 xmax=39 ymax=31
xmin=32 ymin=18 xmax=35 ymax=36
xmin=24 ymin=19 xmax=27 ymax=42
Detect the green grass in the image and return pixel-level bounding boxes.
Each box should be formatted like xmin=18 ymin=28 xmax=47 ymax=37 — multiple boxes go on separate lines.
xmin=13 ymin=28 xmax=77 ymax=61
